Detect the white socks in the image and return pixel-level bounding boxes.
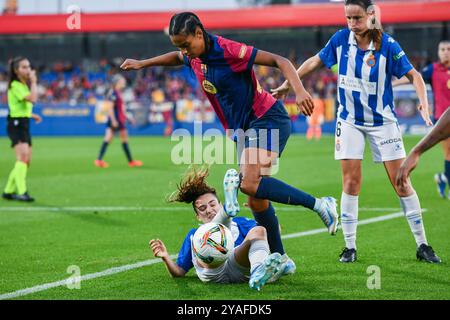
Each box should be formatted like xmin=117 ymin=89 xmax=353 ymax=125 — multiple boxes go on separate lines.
xmin=211 ymin=207 xmax=232 ymax=229
xmin=340 ymin=191 xmax=427 ymax=250
xmin=249 ymin=239 xmax=270 ymax=274
xmin=400 ymin=192 xmax=428 ymax=247
xmin=341 ymin=192 xmax=359 ymax=250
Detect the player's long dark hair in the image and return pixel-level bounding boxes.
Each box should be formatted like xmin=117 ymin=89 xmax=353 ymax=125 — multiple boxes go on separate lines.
xmin=168 ymin=165 xmax=218 ymax=211
xmin=168 ymin=12 xmax=211 ymax=53
xmin=8 ymin=56 xmax=27 ymax=89
xmin=345 ymin=0 xmax=383 ymax=51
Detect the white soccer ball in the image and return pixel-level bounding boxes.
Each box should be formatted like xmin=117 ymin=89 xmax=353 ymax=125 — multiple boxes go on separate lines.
xmin=192 ymin=222 xmax=234 ymax=268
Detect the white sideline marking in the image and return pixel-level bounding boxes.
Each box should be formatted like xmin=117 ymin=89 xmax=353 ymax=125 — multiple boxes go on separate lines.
xmin=0 ymin=208 xmax=424 ymax=300
xmin=0 ymin=254 xmax=177 ymax=301
xmin=0 ymin=206 xmax=402 ymax=212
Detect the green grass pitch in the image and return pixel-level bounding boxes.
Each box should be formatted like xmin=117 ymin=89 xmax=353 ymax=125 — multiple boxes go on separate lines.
xmin=0 ymin=135 xmax=449 ymax=300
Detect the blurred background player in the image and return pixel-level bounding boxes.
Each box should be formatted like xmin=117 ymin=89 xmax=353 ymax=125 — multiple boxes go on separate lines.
xmin=149 ymin=167 xmax=294 ymax=291
xmin=122 ymin=12 xmax=339 ymax=263
xmin=306 ymin=93 xmax=325 ymax=141
xmin=95 ymin=74 xmax=143 ymax=168
xmin=2 ymin=57 xmax=42 ymax=202
xmin=394 ymin=40 xmax=450 ymax=199
xmin=272 ymin=0 xmax=440 ymax=263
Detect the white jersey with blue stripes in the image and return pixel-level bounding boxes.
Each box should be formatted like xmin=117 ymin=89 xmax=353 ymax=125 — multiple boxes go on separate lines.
xmin=319 ymin=29 xmax=413 ymax=127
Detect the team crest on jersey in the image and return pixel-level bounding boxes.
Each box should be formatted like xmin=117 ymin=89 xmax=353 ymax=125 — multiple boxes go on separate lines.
xmin=367 ymin=53 xmax=376 ymax=67
xmin=202 ymin=80 xmax=217 ymax=94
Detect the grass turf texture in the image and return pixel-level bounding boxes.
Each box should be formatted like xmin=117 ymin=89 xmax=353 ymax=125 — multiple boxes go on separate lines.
xmin=0 ymin=135 xmax=449 ymax=300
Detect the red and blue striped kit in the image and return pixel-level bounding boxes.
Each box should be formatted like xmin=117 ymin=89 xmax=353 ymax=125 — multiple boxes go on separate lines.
xmin=183 ymin=34 xmax=276 ymax=130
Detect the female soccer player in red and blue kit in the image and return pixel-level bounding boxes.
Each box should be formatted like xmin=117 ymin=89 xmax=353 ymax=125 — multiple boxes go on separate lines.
xmin=121 ymin=12 xmax=339 ymax=269
xmin=425 ymin=41 xmax=450 ymax=198
xmin=95 ymin=74 xmax=143 ymax=168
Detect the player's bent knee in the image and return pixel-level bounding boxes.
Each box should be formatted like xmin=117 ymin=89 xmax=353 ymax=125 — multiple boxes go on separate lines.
xmin=247 ymin=226 xmax=267 ymax=240
xmin=239 ymin=178 xmax=258 ymax=196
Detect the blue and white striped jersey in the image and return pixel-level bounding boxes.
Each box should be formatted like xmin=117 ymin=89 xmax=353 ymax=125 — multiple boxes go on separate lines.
xmin=319 ymin=29 xmax=413 ymax=127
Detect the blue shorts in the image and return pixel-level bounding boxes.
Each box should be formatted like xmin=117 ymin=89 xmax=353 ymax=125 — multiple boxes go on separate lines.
xmin=235 ymin=100 xmax=292 ymax=159
xmin=106 ymin=119 xmax=126 ymax=131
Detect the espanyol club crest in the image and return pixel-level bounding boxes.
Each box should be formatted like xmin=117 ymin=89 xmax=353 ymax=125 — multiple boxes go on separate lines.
xmin=367 ymin=53 xmax=376 ymax=67
xmin=336 ymin=139 xmax=341 ymax=151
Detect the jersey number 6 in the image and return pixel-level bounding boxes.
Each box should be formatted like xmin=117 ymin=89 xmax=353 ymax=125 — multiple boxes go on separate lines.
xmin=336 ymin=121 xmax=342 ymax=137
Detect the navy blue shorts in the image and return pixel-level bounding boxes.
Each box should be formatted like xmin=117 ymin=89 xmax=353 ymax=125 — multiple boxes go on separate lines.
xmin=106 ymin=119 xmax=126 ymax=131
xmin=235 ymin=100 xmax=292 ymax=160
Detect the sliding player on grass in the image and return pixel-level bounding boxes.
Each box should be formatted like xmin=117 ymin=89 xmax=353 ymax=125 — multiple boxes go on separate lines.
xmin=150 ymin=167 xmax=294 ymax=290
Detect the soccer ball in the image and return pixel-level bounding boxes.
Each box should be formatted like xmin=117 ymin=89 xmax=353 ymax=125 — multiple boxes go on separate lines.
xmin=192 ymin=222 xmax=234 ymax=268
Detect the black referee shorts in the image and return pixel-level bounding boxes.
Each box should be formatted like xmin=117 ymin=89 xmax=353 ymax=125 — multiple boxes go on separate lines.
xmin=7 ymin=117 xmax=32 ymax=148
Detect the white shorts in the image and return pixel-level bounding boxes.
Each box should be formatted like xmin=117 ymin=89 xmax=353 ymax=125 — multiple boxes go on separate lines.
xmin=334 ymin=120 xmax=406 ymax=163
xmin=194 ymin=247 xmax=250 ymax=284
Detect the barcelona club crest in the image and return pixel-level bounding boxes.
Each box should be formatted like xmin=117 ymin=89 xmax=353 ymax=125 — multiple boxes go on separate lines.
xmin=202 ymin=80 xmax=217 ymax=94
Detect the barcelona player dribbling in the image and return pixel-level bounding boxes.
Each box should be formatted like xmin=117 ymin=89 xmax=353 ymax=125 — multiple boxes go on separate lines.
xmin=122 ymin=12 xmax=339 ymax=274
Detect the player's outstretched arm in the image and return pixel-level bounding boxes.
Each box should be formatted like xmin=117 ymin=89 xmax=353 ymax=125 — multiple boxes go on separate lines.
xmin=149 ymin=239 xmax=187 ymax=278
xmin=396 ymin=107 xmax=450 ymax=188
xmin=404 ymin=68 xmax=433 ymax=126
xmin=121 ymin=51 xmax=184 ymax=70
xmin=392 ymin=76 xmax=410 ymax=87
xmin=255 ymin=50 xmax=314 ymax=116
xmin=271 ymin=55 xmax=323 ymax=100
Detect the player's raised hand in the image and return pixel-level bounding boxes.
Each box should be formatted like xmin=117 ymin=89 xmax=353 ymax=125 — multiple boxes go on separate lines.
xmin=29 ymin=70 xmax=37 ymax=83
xmin=270 ymin=81 xmax=290 ymax=100
xmin=295 ymin=89 xmax=314 ymax=116
xmin=417 ymin=104 xmax=433 ymax=126
xmin=120 ymin=59 xmax=143 ymax=71
xmin=149 ymin=239 xmax=169 ymax=258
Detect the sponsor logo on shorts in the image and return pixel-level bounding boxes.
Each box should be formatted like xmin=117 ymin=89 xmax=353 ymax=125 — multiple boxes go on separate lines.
xmin=380 ymin=138 xmax=402 ymax=146
xmin=394 ymin=143 xmax=403 ymax=152
xmin=336 ymin=139 xmax=341 ymax=151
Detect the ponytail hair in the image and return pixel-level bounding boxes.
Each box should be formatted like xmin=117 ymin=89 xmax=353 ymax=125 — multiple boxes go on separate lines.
xmin=169 ymin=12 xmax=210 ymax=52
xmin=8 ymin=56 xmax=27 ymax=89
xmin=345 ymin=0 xmax=383 ymax=50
